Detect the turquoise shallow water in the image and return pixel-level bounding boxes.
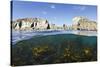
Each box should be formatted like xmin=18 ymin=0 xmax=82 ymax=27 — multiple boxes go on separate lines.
xmin=12 ymin=30 xmax=97 ymax=44
xmin=13 ymin=34 xmax=97 ymax=47
xmin=11 ymin=34 xmax=97 ymax=66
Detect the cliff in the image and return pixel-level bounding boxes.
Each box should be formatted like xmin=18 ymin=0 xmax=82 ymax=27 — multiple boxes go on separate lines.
xmin=12 ymin=18 xmax=50 ymax=30
xmin=72 ymin=16 xmax=97 ymax=31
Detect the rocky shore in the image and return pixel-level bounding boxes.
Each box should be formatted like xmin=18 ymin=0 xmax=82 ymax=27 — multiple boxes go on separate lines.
xmin=11 ymin=16 xmax=97 ymax=31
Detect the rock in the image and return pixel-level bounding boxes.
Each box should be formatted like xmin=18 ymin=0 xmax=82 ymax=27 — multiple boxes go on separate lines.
xmin=72 ymin=16 xmax=97 ymax=31
xmin=12 ymin=18 xmax=50 ymax=30
xmin=50 ymin=24 xmax=67 ymax=30
xmin=63 ymin=24 xmax=67 ymax=30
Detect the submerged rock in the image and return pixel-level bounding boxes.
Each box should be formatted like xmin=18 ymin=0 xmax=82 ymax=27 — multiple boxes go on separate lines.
xmin=11 ymin=34 xmax=97 ymax=66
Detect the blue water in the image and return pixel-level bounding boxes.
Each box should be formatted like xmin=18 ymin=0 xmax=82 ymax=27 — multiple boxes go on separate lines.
xmin=12 ymin=30 xmax=97 ymax=44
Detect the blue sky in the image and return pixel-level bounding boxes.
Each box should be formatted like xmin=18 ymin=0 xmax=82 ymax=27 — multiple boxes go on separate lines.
xmin=12 ymin=1 xmax=97 ymax=26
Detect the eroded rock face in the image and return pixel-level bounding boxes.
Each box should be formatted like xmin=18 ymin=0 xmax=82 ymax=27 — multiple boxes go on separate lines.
xmin=12 ymin=18 xmax=50 ymax=30
xmin=72 ymin=16 xmax=97 ymax=31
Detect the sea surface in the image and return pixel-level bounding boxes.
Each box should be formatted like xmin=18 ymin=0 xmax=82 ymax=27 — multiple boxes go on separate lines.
xmin=11 ymin=30 xmax=97 ymax=44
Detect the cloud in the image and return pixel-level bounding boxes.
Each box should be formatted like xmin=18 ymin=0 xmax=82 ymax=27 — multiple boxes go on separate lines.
xmin=73 ymin=6 xmax=87 ymax=11
xmin=51 ymin=5 xmax=55 ymax=9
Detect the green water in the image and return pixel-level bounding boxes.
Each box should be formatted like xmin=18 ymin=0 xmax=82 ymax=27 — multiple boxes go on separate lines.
xmin=11 ymin=34 xmax=97 ymax=66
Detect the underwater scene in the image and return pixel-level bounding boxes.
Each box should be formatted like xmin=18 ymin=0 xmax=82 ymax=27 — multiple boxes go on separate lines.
xmin=11 ymin=1 xmax=97 ymax=66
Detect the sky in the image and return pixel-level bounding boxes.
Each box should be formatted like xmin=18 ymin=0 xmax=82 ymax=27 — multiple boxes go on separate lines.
xmin=11 ymin=1 xmax=97 ymax=26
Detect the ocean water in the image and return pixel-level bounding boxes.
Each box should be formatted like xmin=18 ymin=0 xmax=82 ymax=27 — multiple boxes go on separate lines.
xmin=11 ymin=30 xmax=97 ymax=44
xmin=11 ymin=30 xmax=97 ymax=66
xmin=12 ymin=33 xmax=97 ymax=66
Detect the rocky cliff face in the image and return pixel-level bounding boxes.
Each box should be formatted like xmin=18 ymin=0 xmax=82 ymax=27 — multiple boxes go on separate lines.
xmin=72 ymin=16 xmax=97 ymax=31
xmin=12 ymin=18 xmax=50 ymax=30
xmin=12 ymin=17 xmax=97 ymax=31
